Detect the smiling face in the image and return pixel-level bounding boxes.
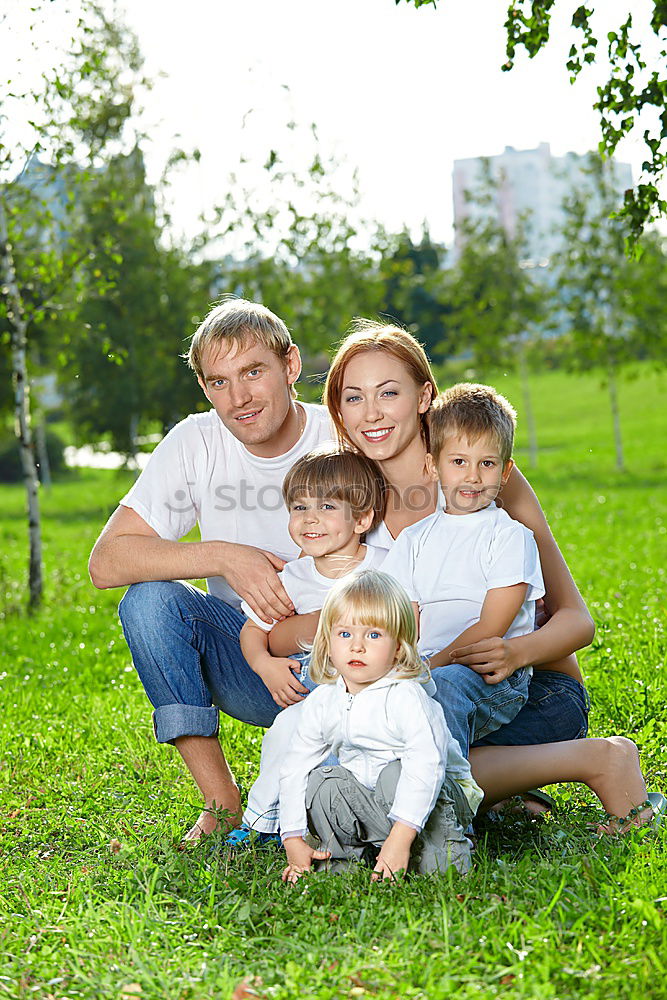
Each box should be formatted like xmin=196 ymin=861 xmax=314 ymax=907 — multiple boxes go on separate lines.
xmin=198 ymin=337 xmax=301 ymax=457
xmin=288 ymin=495 xmax=373 ymax=562
xmin=427 ymin=431 xmax=514 ymax=515
xmin=338 ymin=351 xmax=432 ymax=464
xmin=329 ymin=620 xmax=399 ymax=693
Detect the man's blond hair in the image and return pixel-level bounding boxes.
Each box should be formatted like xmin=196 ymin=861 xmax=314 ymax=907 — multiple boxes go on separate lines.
xmin=187 ymin=298 xmax=297 ymax=398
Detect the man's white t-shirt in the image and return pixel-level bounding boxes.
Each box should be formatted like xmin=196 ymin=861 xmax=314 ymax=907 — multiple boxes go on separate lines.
xmin=121 ymin=403 xmax=334 ymax=609
xmin=381 ymin=502 xmax=545 ymax=657
xmin=241 ymin=544 xmax=388 ymax=631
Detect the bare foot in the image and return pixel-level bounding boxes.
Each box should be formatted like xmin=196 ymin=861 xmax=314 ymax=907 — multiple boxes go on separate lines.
xmin=587 ymin=736 xmax=648 ymax=824
xmin=180 ymin=808 xmax=221 ymax=846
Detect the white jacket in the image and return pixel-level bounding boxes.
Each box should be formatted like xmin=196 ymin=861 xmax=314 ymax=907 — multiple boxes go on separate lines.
xmin=278 ymin=672 xmax=481 ymax=836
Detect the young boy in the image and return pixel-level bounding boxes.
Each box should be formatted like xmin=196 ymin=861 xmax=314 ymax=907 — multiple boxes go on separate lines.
xmin=381 ymin=382 xmax=545 ymax=757
xmin=229 ymin=445 xmax=388 ymax=842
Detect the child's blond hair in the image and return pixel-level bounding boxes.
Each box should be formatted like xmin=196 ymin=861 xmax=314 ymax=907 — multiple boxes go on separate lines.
xmin=282 ymin=445 xmax=386 ymax=535
xmin=429 ymin=383 xmax=517 ymax=464
xmin=308 ymin=570 xmax=425 ymax=685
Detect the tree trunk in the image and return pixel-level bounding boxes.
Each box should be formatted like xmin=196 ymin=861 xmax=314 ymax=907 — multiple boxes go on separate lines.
xmin=607 ymin=353 xmax=625 ymax=472
xmin=518 ymin=344 xmax=538 ymax=468
xmin=0 ymin=198 xmax=43 ymax=609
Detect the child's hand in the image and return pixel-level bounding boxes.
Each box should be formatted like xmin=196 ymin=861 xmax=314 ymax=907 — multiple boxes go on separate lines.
xmin=253 ymin=656 xmax=309 ymax=708
xmin=371 ymin=822 xmax=416 ymax=882
xmin=451 ymin=637 xmax=519 ymax=685
xmin=372 ymin=843 xmax=411 ymax=881
xmin=281 ymin=837 xmax=330 ymax=884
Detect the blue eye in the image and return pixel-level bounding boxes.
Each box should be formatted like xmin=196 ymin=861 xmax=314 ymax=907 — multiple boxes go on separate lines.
xmin=344 ymin=395 xmax=361 ymax=404
xmin=368 ymin=631 xmax=381 ymax=639
xmin=381 ymin=390 xmax=397 ymax=398
xmin=338 ymin=630 xmax=351 ymax=638
xmin=321 ymin=503 xmax=336 ymax=510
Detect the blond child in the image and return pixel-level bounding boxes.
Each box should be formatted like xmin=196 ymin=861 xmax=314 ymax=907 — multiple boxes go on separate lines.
xmin=279 ymin=570 xmax=482 ymax=882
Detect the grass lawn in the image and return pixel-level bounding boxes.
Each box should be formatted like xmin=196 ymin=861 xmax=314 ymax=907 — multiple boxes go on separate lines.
xmin=1 ymin=365 xmax=666 ymax=999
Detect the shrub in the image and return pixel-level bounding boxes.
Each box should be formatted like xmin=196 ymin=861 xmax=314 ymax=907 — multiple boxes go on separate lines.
xmin=0 ymin=428 xmax=66 ymax=483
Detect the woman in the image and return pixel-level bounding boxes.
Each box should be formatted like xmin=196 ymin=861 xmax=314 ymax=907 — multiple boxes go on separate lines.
xmin=271 ymin=319 xmax=657 ymax=829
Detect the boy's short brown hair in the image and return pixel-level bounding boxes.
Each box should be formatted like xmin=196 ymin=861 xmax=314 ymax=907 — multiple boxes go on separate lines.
xmin=282 ymin=445 xmax=386 ymax=535
xmin=429 ymin=383 xmax=517 ymax=464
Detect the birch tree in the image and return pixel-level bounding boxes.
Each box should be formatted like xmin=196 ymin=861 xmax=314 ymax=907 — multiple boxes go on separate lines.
xmin=554 ymin=153 xmax=667 ymax=471
xmin=0 ymin=1 xmax=149 ymax=607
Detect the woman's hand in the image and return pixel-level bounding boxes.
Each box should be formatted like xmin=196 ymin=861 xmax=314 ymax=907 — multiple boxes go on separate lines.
xmin=451 ymin=636 xmax=521 ymax=685
xmin=281 ymin=837 xmax=330 ymax=883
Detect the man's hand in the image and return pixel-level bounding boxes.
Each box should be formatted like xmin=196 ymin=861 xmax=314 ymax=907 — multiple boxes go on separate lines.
xmin=450 ymin=636 xmax=519 ymax=685
xmin=222 ymin=544 xmax=293 ymax=623
xmin=281 ymin=837 xmax=331 ymax=884
xmin=252 ymin=655 xmax=309 ymax=708
xmin=371 ymin=822 xmax=416 ymax=882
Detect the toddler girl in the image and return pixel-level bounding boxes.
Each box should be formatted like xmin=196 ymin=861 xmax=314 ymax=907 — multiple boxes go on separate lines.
xmin=279 ymin=570 xmax=483 ymax=882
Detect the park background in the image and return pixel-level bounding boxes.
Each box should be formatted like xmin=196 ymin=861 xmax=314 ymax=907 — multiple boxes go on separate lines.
xmin=1 ymin=1 xmax=667 ymax=998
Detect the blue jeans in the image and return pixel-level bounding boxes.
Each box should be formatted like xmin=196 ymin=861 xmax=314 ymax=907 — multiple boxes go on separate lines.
xmin=472 ymin=670 xmax=591 ymax=747
xmin=431 ymin=664 xmax=531 ymax=757
xmin=118 ymin=581 xmax=282 ymax=742
xmin=289 ymin=651 xmax=318 ymax=694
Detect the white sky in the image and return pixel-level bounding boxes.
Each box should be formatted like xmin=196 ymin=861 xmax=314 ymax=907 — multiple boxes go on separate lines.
xmin=3 ymin=0 xmax=663 ymax=244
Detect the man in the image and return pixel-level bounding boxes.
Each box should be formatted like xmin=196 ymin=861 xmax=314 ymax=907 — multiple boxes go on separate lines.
xmin=89 ymin=299 xmax=333 ymax=842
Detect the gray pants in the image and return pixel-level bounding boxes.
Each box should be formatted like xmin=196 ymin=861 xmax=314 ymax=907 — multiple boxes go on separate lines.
xmin=305 ymin=761 xmax=473 ymax=875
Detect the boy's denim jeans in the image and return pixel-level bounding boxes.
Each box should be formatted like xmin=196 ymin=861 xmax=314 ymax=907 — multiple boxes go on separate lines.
xmin=431 ymin=664 xmax=531 ymax=758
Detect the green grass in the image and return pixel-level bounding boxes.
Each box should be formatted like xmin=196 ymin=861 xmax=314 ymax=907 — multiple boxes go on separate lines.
xmin=1 ymin=366 xmax=666 ymax=999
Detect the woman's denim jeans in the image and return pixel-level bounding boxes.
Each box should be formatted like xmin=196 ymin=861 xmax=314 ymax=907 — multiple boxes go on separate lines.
xmin=471 ymin=670 xmax=591 ymax=747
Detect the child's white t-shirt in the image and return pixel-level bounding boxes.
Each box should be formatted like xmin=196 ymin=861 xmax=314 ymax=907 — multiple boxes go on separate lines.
xmin=241 ymin=544 xmax=388 ymax=630
xmin=119 ymin=404 xmax=334 ymax=609
xmin=381 ymin=502 xmax=544 ymax=657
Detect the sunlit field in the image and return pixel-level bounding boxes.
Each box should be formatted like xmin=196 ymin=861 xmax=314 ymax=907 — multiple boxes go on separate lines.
xmin=1 ymin=365 xmax=665 ymax=1000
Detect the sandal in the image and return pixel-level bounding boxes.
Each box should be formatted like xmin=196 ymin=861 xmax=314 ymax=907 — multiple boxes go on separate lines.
xmin=602 ymin=791 xmax=667 ymax=834
xmin=223 ymin=825 xmax=282 ymax=849
xmin=520 ymin=789 xmax=557 ymax=813
xmin=489 ymin=788 xmax=557 ymax=817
